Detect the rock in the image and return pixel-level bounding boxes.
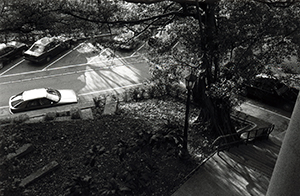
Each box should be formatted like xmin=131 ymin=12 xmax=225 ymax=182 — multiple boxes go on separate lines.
xmin=103 ymin=96 xmax=118 ymax=115
xmin=19 ymin=161 xmax=60 ymax=188
xmin=0 ymin=139 xmax=4 ymax=156
xmin=70 ymin=107 xmax=83 ymax=119
xmin=81 ymin=108 xmax=94 ymax=120
xmin=6 ymin=144 xmax=34 ymax=160
xmin=44 ymin=112 xmax=57 ymax=121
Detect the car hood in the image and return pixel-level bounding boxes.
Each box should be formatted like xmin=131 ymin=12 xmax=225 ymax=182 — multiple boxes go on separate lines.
xmin=58 ymin=89 xmax=78 ymax=104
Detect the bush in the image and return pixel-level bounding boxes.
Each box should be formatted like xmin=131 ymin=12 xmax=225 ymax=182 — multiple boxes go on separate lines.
xmin=0 ymin=116 xmax=12 ymax=125
xmin=93 ymin=95 xmax=106 ymax=116
xmin=93 ymin=95 xmax=106 ymax=108
xmin=70 ymin=107 xmax=83 ymax=119
xmin=153 ymin=84 xmax=167 ymax=98
xmin=56 ymin=111 xmax=70 ymax=117
xmin=167 ymin=83 xmax=180 ymax=98
xmin=142 ymin=87 xmax=152 ymax=99
xmin=13 ymin=114 xmax=30 ymax=124
xmin=44 ymin=112 xmax=57 ymax=121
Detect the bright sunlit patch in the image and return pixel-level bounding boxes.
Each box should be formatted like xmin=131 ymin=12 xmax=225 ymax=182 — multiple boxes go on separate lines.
xmin=76 ymin=43 xmax=100 ymax=54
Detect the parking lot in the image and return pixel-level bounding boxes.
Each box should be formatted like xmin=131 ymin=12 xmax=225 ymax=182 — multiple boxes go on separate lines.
xmin=0 ymin=41 xmax=151 ymax=117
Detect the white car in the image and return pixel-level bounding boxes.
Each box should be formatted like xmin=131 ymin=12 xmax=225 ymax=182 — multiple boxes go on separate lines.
xmin=9 ymin=88 xmax=78 ymax=113
xmin=24 ymin=36 xmax=72 ymax=63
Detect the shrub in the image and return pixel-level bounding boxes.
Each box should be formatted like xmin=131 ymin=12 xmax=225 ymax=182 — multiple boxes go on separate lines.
xmin=93 ymin=95 xmax=106 ymax=108
xmin=0 ymin=116 xmax=12 ymax=125
xmin=70 ymin=107 xmax=83 ymax=119
xmin=142 ymin=87 xmax=152 ymax=99
xmin=153 ymin=84 xmax=167 ymax=98
xmin=44 ymin=112 xmax=56 ymax=121
xmin=177 ymin=86 xmax=187 ymax=100
xmin=135 ymin=87 xmax=145 ymax=101
xmin=13 ymin=114 xmax=30 ymax=124
xmin=93 ymin=95 xmax=106 ymax=116
xmin=168 ymin=83 xmax=180 ymax=98
xmin=56 ymin=111 xmax=70 ymax=117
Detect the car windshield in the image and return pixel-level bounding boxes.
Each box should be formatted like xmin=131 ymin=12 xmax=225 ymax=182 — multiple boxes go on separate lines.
xmin=29 ymin=44 xmax=45 ymax=54
xmin=0 ymin=44 xmax=8 ymax=56
xmin=0 ymin=48 xmax=6 ymax=56
xmin=11 ymin=93 xmax=24 ymax=108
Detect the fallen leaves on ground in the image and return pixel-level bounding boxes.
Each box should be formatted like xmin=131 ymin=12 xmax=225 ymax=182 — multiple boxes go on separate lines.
xmin=0 ymin=97 xmax=211 ymax=196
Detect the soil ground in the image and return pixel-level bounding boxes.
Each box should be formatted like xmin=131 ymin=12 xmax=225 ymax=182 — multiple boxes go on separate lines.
xmin=0 ymin=97 xmax=215 ymax=196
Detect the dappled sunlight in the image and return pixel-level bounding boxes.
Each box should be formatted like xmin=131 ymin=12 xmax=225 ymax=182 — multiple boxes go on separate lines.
xmin=49 ymin=43 xmax=101 ymax=68
xmin=77 ymin=60 xmax=146 ymax=96
xmin=110 ymin=65 xmax=141 ymax=83
xmin=76 ymin=43 xmax=101 ymax=54
xmin=86 ymin=48 xmax=124 ymax=68
xmin=203 ymin=152 xmax=269 ymax=196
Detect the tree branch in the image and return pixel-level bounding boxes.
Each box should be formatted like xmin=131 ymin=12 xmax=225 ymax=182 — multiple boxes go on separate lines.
xmin=124 ymin=0 xmax=218 ymax=5
xmin=63 ymin=10 xmax=196 ymax=25
xmin=254 ymin=0 xmax=296 ymax=7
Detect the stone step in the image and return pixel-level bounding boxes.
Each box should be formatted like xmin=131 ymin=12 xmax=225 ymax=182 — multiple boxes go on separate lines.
xmin=103 ymin=96 xmax=118 ymax=115
xmin=19 ymin=161 xmax=59 ymax=188
xmin=6 ymin=144 xmax=34 ymax=160
xmin=81 ymin=108 xmax=94 ymax=120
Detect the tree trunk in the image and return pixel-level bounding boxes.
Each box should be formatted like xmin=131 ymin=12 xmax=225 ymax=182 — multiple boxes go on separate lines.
xmin=193 ymin=2 xmax=237 ymax=139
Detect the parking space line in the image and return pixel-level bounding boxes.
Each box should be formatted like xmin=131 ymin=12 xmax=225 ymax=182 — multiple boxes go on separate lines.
xmin=0 ymin=59 xmax=25 ymax=76
xmin=0 ymin=60 xmax=147 ymax=85
xmin=131 ymin=43 xmax=146 ymax=57
xmin=0 ymin=54 xmax=141 ymax=78
xmin=42 ymin=43 xmax=84 ymax=70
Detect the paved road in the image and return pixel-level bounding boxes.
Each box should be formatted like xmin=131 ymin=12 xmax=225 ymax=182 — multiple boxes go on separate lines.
xmin=0 ymin=43 xmax=151 ymax=117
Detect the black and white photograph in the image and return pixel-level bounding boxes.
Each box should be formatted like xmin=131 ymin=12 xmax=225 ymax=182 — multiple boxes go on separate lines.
xmin=0 ymin=0 xmax=299 ymax=195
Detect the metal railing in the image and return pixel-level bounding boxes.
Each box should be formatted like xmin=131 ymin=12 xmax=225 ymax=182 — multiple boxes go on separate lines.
xmin=212 ymin=120 xmax=274 ymax=152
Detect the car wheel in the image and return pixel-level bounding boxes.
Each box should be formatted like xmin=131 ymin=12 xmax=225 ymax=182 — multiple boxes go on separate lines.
xmin=46 ymin=56 xmax=51 ymax=63
xmin=66 ymin=43 xmax=71 ymax=49
xmin=63 ymin=42 xmax=71 ymax=49
xmin=21 ymin=49 xmax=25 ymax=56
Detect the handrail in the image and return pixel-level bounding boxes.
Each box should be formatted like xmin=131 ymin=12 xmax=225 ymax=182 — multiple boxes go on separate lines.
xmin=212 ymin=124 xmax=275 ymax=151
xmin=211 ymin=114 xmax=257 ymax=148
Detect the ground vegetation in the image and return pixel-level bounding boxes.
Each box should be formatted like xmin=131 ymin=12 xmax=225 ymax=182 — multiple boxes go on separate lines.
xmin=0 ymin=97 xmax=215 ymax=196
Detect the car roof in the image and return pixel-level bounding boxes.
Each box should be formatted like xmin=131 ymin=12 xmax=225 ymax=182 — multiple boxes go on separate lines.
xmin=7 ymin=41 xmax=23 ymax=47
xmin=22 ymin=88 xmax=47 ymax=101
xmin=0 ymin=43 xmax=7 ymax=50
xmin=35 ymin=37 xmax=54 ymax=46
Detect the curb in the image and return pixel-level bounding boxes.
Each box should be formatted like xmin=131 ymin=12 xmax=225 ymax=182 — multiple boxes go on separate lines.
xmin=0 ymin=101 xmax=95 ymax=126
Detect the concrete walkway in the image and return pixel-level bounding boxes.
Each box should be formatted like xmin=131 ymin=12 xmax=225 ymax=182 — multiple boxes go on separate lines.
xmin=174 ymin=136 xmax=281 ymax=196
xmin=172 ymin=101 xmax=288 ymax=196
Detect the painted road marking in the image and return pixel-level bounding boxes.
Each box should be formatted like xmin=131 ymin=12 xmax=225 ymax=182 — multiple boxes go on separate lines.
xmin=0 ymin=59 xmax=25 ymax=76
xmin=42 ymin=43 xmax=85 ymax=70
xmin=0 ymin=60 xmax=147 ymax=85
xmin=131 ymin=43 xmax=146 ymax=57
xmin=0 ymin=54 xmax=141 ymax=78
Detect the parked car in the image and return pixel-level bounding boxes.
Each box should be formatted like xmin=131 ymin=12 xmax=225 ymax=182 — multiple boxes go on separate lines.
xmin=24 ymin=36 xmax=72 ymax=63
xmin=113 ymin=29 xmax=140 ymax=51
xmin=0 ymin=41 xmax=28 ymax=69
xmin=243 ymin=75 xmax=299 ymax=112
xmin=9 ymin=88 xmax=78 ymax=113
xmin=148 ymin=24 xmax=178 ymax=50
